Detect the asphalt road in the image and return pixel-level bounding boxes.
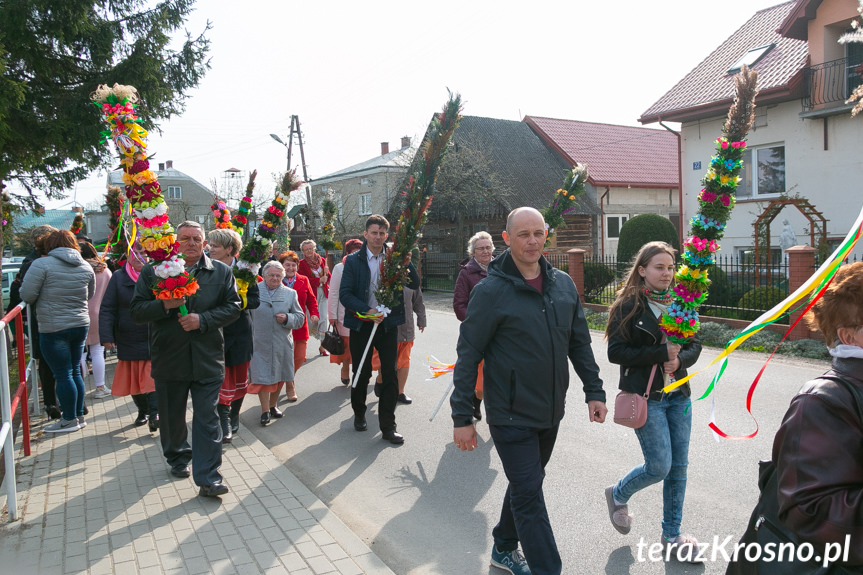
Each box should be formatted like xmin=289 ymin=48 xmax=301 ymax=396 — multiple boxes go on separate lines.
xmin=242 ymin=296 xmax=832 ymax=575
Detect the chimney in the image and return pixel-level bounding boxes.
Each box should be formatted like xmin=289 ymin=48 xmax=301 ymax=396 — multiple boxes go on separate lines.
xmin=158 ymin=162 xmax=165 ymax=171
xmin=166 ymin=160 xmax=173 ymax=169
xmin=381 ymin=142 xmax=389 ymax=155
xmin=401 ymin=136 xmax=411 ymax=148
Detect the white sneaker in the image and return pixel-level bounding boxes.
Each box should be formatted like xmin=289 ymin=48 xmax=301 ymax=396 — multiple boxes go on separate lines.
xmin=77 ymin=416 xmax=87 ymax=428
xmin=44 ymin=418 xmax=80 ymax=433
xmin=93 ymin=386 xmax=112 ymax=399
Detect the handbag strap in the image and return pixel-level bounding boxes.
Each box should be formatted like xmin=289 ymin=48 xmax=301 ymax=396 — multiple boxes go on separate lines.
xmin=643 ymin=364 xmax=658 ymax=398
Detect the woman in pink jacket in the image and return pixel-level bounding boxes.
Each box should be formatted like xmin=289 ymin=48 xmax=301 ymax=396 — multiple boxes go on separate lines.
xmin=80 ymin=242 xmax=112 ymax=399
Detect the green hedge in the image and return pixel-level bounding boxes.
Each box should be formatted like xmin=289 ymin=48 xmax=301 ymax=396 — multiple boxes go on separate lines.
xmin=616 ymin=213 xmax=680 ymax=264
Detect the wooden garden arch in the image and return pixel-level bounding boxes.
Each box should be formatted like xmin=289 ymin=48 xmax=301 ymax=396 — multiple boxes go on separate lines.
xmin=753 ymin=198 xmax=827 ymax=286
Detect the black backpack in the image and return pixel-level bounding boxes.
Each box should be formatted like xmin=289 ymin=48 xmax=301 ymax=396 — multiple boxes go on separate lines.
xmin=725 ymin=375 xmax=863 ymax=575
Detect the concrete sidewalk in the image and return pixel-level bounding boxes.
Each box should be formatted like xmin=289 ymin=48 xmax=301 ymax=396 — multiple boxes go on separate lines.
xmin=0 ymin=360 xmax=395 ymax=575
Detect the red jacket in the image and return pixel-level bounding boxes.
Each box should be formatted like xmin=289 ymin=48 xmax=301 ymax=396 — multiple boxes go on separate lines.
xmin=298 ymin=255 xmax=330 ymax=299
xmin=452 ymin=257 xmax=487 ymax=322
xmin=773 ymin=356 xmax=863 ymax=566
xmin=282 ymin=273 xmax=318 ymax=341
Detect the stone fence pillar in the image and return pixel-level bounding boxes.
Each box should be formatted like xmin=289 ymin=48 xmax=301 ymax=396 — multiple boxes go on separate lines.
xmin=786 ymin=245 xmax=816 ymax=341
xmin=567 ymin=249 xmax=586 ymax=303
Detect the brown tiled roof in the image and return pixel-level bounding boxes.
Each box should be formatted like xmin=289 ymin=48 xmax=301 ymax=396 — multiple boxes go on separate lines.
xmin=524 ymin=116 xmax=679 ymax=188
xmin=639 ymin=1 xmax=808 ymax=124
xmin=778 ymin=0 xmax=822 ymax=40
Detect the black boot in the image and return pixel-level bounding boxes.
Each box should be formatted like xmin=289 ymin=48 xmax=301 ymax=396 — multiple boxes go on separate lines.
xmin=217 ymin=404 xmax=232 ymax=443
xmin=472 ymin=395 xmax=483 ymax=422
xmin=229 ymin=397 xmax=244 ymax=434
xmin=131 ymin=394 xmax=149 ymax=426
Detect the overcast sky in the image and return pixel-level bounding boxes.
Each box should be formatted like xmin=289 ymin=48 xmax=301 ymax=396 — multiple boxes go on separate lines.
xmin=44 ymin=0 xmax=787 ymax=210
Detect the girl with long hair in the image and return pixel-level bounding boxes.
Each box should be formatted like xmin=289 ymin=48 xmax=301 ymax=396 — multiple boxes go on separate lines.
xmin=603 ymin=241 xmax=705 ymax=562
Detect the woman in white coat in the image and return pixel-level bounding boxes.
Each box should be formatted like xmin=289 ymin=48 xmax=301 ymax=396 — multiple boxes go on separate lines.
xmin=246 ymin=261 xmax=306 ymax=426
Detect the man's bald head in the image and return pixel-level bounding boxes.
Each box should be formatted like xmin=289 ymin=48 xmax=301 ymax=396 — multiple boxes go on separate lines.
xmin=506 ymin=207 xmax=545 ymax=234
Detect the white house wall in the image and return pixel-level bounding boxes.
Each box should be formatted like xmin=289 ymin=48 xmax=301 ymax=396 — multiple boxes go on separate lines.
xmin=680 ymin=99 xmax=863 ymax=261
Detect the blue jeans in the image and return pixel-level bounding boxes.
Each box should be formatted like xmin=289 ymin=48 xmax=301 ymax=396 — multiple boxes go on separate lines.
xmin=613 ymin=391 xmax=692 ymax=538
xmin=489 ymin=424 xmax=561 ymax=575
xmin=39 ymin=326 xmax=88 ymax=421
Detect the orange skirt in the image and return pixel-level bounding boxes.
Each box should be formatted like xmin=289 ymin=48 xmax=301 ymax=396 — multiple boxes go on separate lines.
xmin=329 ymin=336 xmax=351 ymax=364
xmin=246 ymin=381 xmax=283 ymax=394
xmin=111 ymin=360 xmax=155 ymax=396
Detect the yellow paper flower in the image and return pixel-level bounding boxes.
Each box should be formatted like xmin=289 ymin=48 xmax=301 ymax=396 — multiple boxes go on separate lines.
xmin=141 ymin=237 xmax=156 ymax=251
xmin=690 ymin=269 xmax=702 ymax=279
xmin=720 ymin=174 xmax=731 ymax=185
xmin=569 ymin=195 xmax=575 ymax=200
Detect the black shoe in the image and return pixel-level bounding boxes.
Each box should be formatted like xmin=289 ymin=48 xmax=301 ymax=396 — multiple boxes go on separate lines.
xmin=199 ymin=483 xmax=229 ymax=498
xmin=260 ymin=412 xmax=271 ymax=426
xmin=82 ymin=404 xmax=89 ymax=415
xmin=170 ymin=464 xmax=191 ymax=478
xmin=134 ymin=412 xmax=149 ymax=426
xmin=217 ymin=404 xmax=232 ymax=444
xmin=354 ymin=415 xmax=367 ymax=431
xmin=473 ymin=395 xmax=483 ymax=422
xmin=397 ymin=393 xmax=412 ymax=405
xmin=148 ymin=414 xmax=159 ymax=432
xmin=45 ymin=405 xmax=61 ymax=420
xmin=229 ymin=398 xmax=243 ymax=434
xmin=269 ymin=406 xmax=283 ymax=418
xmin=381 ymin=429 xmax=404 ymax=444
xmin=341 ymin=378 xmax=350 ymax=386
xmin=373 ymin=382 xmax=381 ymax=397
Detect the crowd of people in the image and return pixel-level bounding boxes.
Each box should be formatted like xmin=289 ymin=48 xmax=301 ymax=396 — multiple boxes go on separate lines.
xmin=9 ymin=208 xmax=862 ymax=574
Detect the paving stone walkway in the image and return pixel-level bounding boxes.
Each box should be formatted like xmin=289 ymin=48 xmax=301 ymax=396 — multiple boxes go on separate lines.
xmin=0 ymin=361 xmax=395 ymax=575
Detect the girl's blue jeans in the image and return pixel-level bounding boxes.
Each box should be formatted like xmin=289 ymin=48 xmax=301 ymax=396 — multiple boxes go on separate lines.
xmin=39 ymin=326 xmax=88 ymax=421
xmin=613 ymin=391 xmax=692 ymax=538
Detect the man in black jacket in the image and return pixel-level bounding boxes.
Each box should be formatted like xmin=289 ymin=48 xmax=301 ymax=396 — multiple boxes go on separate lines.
xmin=451 ymin=207 xmax=607 ymax=575
xmin=130 ymin=221 xmax=241 ymax=497
xmin=7 ymin=225 xmax=60 ymax=418
xmin=339 ymin=214 xmax=419 ymax=444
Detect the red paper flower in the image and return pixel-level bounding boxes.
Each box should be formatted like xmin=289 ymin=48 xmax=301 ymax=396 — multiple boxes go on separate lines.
xmin=164 ymin=278 xmax=178 ymax=290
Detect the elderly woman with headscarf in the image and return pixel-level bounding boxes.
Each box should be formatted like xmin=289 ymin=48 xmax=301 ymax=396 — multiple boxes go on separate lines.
xmin=452 ymin=231 xmax=495 ymax=422
xmin=246 ymin=261 xmax=305 ymax=426
xmin=327 ymin=239 xmax=364 ymax=385
xmin=79 ymin=241 xmax=112 ymax=399
xmin=298 ymin=239 xmax=331 ymax=356
xmin=20 ymin=230 xmax=95 ymax=433
xmin=100 ymin=242 xmax=159 ymax=431
xmin=278 ymin=250 xmax=318 ymax=401
xmin=208 ymin=228 xmax=260 ymax=442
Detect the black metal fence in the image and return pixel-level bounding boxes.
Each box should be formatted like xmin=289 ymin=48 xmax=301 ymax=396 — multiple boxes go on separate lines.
xmin=803 ymin=57 xmax=863 ymax=111
xmin=419 ymin=250 xmax=571 ymax=292
xmin=583 ymin=254 xmax=791 ymax=322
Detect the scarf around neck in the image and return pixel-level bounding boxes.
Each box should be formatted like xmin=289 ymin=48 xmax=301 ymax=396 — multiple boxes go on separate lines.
xmin=125 ymin=259 xmax=140 ymax=282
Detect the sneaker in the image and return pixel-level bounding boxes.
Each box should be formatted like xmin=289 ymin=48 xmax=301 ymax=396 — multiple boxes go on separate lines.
xmin=77 ymin=416 xmax=87 ymax=428
xmin=663 ymin=534 xmax=706 ymax=563
xmin=490 ymin=546 xmax=530 ymax=575
xmin=93 ymin=386 xmax=112 ymax=399
xmin=44 ymin=418 xmax=80 ymax=433
xmin=605 ymin=486 xmax=632 ymax=534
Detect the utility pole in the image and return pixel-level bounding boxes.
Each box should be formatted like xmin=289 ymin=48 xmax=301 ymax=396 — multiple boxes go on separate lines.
xmin=271 ymin=115 xmax=315 ymax=241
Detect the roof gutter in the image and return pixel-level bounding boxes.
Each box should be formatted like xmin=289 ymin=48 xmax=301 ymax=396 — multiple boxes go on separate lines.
xmin=599 ymin=186 xmax=610 ymax=257
xmin=658 ymin=118 xmax=684 ymax=251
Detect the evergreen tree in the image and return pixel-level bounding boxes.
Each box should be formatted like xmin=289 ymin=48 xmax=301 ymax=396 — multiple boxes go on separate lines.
xmin=0 ymin=0 xmax=211 ymax=208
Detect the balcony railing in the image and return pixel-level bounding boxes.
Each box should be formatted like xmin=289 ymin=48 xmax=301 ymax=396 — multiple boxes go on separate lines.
xmin=802 ymin=57 xmax=863 ymax=111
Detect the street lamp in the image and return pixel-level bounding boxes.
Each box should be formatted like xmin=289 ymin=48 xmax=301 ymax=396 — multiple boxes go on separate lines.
xmin=270 ymin=134 xmax=289 ymax=170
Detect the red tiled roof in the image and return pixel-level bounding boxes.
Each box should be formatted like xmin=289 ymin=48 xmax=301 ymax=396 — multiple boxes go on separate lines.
xmin=523 ymin=116 xmax=679 ymax=188
xmin=639 ymin=1 xmax=808 ymax=124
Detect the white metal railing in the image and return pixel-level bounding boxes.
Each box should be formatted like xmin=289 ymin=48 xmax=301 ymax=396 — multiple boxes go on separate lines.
xmin=0 ymin=302 xmax=36 ymax=522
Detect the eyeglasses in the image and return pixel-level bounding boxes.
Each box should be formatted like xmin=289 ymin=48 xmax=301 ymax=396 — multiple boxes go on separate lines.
xmin=474 ymin=246 xmax=493 ymax=252
xmin=178 ymin=237 xmax=204 ymax=245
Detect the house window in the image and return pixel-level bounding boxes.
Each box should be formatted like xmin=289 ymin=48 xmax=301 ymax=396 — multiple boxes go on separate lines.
xmin=728 ymin=44 xmax=774 ymax=74
xmin=359 ymin=193 xmax=372 ymax=216
xmin=335 ymin=194 xmax=343 ymax=214
xmin=472 ymin=222 xmax=488 ymax=234
xmin=321 ymin=185 xmax=328 ymax=193
xmin=606 ymin=215 xmax=628 ymax=238
xmin=166 ymin=186 xmax=182 ymax=200
xmin=739 ymin=144 xmax=785 ymax=197
xmin=196 ymin=215 xmax=206 ymax=224
xmin=360 ymin=178 xmax=371 ymax=185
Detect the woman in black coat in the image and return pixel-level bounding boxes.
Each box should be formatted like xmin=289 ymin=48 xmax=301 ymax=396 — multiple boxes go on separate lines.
xmin=99 ymin=244 xmax=159 ymax=431
xmin=207 ymin=229 xmax=261 ymax=443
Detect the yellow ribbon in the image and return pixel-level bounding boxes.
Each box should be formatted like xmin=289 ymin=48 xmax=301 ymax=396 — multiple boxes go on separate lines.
xmin=236 ymin=277 xmax=249 ymax=309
